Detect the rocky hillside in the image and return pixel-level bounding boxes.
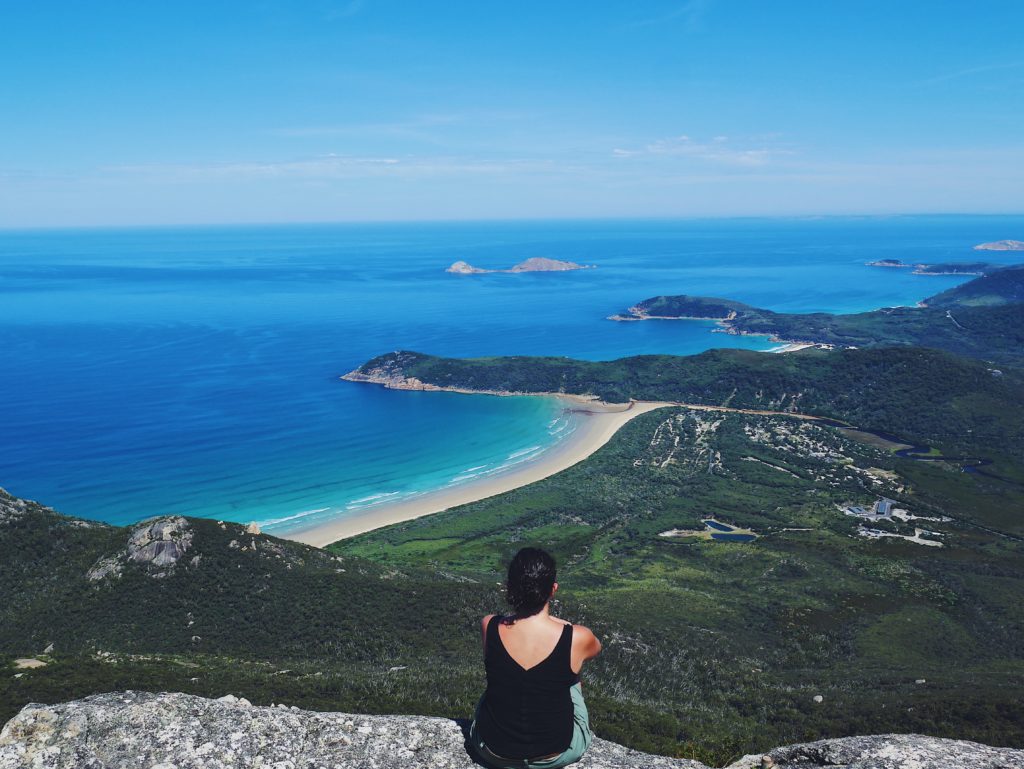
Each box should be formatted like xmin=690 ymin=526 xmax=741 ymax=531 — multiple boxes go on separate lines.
xmin=0 ymin=485 xmax=503 ymax=742
xmin=2 ymin=692 xmax=1021 ymax=769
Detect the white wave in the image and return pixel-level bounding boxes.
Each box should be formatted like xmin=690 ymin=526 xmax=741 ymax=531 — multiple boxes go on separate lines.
xmin=346 ymin=491 xmax=402 ymax=508
xmin=500 ymin=448 xmax=546 ymax=468
xmin=260 ymin=507 xmax=330 ymax=527
xmin=507 ymin=446 xmax=542 ymax=460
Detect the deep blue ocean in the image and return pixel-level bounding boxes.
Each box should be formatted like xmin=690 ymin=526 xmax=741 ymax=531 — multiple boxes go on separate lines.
xmin=2 ymin=216 xmax=1022 ymax=535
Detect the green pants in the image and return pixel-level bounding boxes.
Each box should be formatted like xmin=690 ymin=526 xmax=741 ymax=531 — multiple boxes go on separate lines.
xmin=468 ymin=682 xmax=593 ymax=769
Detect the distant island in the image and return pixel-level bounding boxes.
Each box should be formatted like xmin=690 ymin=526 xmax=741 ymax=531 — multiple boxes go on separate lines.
xmin=866 ymin=259 xmax=997 ymax=276
xmin=974 ymin=239 xmax=1024 ymax=251
xmin=446 ymin=257 xmax=594 ymax=274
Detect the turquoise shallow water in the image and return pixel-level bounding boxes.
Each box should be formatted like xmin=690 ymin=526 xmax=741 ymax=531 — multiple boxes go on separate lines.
xmin=1 ymin=216 xmax=1021 ymax=534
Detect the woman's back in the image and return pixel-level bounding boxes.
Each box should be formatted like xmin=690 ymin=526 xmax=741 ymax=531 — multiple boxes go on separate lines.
xmin=476 ymin=615 xmax=579 ymax=759
xmin=468 ymin=547 xmax=601 ymax=768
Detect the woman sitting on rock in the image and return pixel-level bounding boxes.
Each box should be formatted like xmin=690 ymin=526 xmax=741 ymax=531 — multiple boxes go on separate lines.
xmin=469 ymin=547 xmax=602 ymax=769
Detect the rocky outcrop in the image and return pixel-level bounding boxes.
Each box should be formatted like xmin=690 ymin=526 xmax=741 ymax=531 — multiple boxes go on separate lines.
xmin=86 ymin=516 xmax=194 ymax=581
xmin=0 ymin=692 xmax=700 ymax=769
xmin=1 ymin=692 xmax=1021 ymax=769
xmin=0 ymin=487 xmax=106 ymax=530
xmin=0 ymin=489 xmax=42 ymax=527
xmin=732 ymin=734 xmax=1023 ymax=768
xmin=447 ymin=260 xmax=491 ymax=274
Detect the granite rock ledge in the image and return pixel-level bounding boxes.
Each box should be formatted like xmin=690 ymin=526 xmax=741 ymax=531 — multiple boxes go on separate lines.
xmin=1 ymin=692 xmax=1021 ymax=769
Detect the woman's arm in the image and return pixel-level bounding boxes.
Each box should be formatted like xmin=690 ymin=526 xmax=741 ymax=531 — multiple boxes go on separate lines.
xmin=571 ymin=624 xmax=602 ymax=673
xmin=577 ymin=626 xmax=602 ymax=661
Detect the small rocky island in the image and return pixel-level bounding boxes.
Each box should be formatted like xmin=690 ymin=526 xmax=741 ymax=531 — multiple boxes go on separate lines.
xmin=974 ymin=239 xmax=1024 ymax=251
xmin=446 ymin=257 xmax=594 ymax=274
xmin=865 ymin=259 xmax=910 ymax=268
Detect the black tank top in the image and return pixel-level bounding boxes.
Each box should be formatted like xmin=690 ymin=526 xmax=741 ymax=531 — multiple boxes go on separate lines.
xmin=476 ymin=615 xmax=580 ymax=759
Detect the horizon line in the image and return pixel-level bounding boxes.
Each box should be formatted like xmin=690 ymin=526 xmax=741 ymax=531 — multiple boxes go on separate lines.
xmin=2 ymin=211 xmax=1024 ymax=234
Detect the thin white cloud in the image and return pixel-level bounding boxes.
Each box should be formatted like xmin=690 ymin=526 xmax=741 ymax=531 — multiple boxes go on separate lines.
xmin=325 ymin=0 xmax=364 ymax=21
xmin=272 ymin=113 xmax=466 ymax=138
xmin=918 ymin=61 xmax=1024 ymax=86
xmin=612 ymin=135 xmax=793 ymax=167
xmin=626 ymin=0 xmax=714 ymax=30
xmin=101 ymin=154 xmax=571 ymax=182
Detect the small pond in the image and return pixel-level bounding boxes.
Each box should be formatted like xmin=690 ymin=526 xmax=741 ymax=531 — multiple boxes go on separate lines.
xmin=702 ymin=519 xmax=734 ymax=532
xmin=710 ymin=533 xmax=757 ymax=542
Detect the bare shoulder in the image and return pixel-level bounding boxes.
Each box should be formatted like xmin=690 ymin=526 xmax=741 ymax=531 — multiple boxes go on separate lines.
xmin=549 ymin=616 xmax=572 ymax=626
xmin=481 ymin=613 xmax=496 ymax=630
xmin=571 ymin=623 xmax=602 ymax=657
xmin=570 ymin=623 xmax=597 ymax=640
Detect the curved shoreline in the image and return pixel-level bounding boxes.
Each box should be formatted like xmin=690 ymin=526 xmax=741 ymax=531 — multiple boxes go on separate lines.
xmin=284 ymin=396 xmax=672 ymax=547
xmin=283 ymin=379 xmax=864 ymax=548
xmin=607 ymin=310 xmax=822 ymax=352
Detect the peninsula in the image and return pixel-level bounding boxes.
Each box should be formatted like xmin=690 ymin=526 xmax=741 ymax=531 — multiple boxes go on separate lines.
xmin=608 ymin=265 xmax=1024 ymax=366
xmin=446 ymin=257 xmax=594 ymax=273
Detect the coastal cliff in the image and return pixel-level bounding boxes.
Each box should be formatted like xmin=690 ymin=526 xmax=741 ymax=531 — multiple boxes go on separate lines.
xmin=2 ymin=692 xmax=1021 ymax=769
xmin=341 ymin=350 xmax=583 ymax=399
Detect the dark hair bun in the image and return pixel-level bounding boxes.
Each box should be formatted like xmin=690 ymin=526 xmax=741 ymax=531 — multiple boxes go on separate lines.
xmin=506 ymin=547 xmax=557 ymax=618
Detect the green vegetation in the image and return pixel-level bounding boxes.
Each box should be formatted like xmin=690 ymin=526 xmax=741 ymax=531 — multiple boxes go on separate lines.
xmin=924 ymin=265 xmax=1024 ymax=307
xmin=733 ymin=304 xmax=1024 ymax=365
xmin=0 ymin=490 xmax=498 ymax=737
xmin=615 ymin=295 xmax=756 ymax=320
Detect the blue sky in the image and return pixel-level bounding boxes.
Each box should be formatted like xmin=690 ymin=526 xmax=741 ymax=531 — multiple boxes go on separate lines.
xmin=1 ymin=1 xmax=1022 ymax=226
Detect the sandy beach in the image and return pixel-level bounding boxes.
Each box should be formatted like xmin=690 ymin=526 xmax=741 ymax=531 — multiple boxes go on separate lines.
xmin=286 ymin=396 xmax=672 ymax=547
xmin=770 ymin=342 xmax=816 ymax=353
